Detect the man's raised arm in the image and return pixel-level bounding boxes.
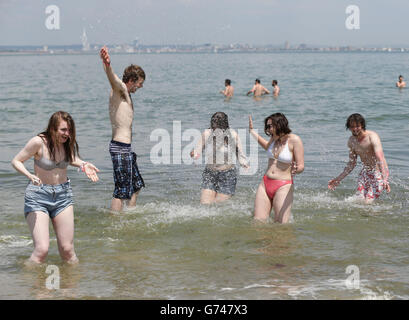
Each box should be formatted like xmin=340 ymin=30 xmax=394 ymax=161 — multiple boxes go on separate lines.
xmin=100 ymin=46 xmax=125 ymax=92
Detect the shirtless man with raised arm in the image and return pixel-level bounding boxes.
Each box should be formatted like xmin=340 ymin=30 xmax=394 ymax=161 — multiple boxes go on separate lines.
xmin=100 ymin=46 xmax=146 ymax=212
xmin=328 ymin=113 xmax=391 ymax=203
xmin=247 ymin=79 xmax=270 ymax=97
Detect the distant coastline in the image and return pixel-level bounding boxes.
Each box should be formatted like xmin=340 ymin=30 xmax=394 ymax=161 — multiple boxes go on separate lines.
xmin=1 ymin=43 xmax=408 ymax=55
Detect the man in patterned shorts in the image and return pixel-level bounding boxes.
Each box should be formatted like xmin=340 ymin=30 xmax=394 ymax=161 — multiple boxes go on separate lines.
xmin=100 ymin=46 xmax=145 ymax=212
xmin=328 ymin=113 xmax=391 ymax=203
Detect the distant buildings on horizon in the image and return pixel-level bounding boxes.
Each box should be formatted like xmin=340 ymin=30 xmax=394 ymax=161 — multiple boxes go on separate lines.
xmin=1 ymin=28 xmax=408 ymax=54
xmin=1 ymin=40 xmax=408 ymax=54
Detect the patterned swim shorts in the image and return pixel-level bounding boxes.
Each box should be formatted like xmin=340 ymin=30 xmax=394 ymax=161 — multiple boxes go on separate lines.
xmin=356 ymin=168 xmax=384 ymax=200
xmin=201 ymin=166 xmax=237 ymax=195
xmin=109 ymin=140 xmax=145 ymax=199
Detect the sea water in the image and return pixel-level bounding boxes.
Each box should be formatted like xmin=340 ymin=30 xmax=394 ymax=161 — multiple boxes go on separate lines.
xmin=0 ymin=52 xmax=408 ymax=299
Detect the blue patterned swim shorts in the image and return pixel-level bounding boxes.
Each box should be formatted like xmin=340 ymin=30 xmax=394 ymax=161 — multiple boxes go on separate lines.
xmin=109 ymin=140 xmax=145 ymax=199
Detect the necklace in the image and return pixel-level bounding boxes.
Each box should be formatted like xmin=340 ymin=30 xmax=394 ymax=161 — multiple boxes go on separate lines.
xmin=273 ymin=135 xmax=287 ymax=159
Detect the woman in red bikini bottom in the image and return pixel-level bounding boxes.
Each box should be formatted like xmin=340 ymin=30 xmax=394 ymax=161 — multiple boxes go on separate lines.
xmin=249 ymin=113 xmax=304 ymax=223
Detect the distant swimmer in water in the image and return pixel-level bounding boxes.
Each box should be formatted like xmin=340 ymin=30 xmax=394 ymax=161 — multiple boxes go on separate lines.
xmin=190 ymin=112 xmax=249 ymax=204
xmin=247 ymin=79 xmax=270 ymax=97
xmin=220 ymin=79 xmax=234 ymax=97
xmin=100 ymin=46 xmax=146 ymax=213
xmin=328 ymin=113 xmax=391 ymax=203
xmin=11 ymin=111 xmax=100 ymax=265
xmin=272 ymin=80 xmax=280 ymax=96
xmin=396 ymin=75 xmax=406 ymax=88
xmin=249 ymin=113 xmax=304 ymax=223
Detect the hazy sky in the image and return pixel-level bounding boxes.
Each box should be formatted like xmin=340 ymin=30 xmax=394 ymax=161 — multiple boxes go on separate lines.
xmin=1 ymin=0 xmax=409 ymax=46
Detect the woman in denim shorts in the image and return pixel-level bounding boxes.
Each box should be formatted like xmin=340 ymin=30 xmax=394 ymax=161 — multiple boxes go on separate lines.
xmin=190 ymin=112 xmax=249 ymax=204
xmin=11 ymin=111 xmax=100 ymax=265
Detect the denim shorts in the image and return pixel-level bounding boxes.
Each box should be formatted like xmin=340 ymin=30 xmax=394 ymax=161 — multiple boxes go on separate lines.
xmin=201 ymin=166 xmax=237 ymax=195
xmin=24 ymin=180 xmax=74 ymax=219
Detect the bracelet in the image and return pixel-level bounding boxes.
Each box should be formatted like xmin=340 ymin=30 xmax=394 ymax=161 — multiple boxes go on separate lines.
xmin=79 ymin=162 xmax=88 ymax=172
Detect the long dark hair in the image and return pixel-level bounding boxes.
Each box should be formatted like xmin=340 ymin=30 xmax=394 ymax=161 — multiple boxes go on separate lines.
xmin=38 ymin=111 xmax=79 ymax=163
xmin=210 ymin=112 xmax=229 ymax=130
xmin=264 ymin=112 xmax=292 ymax=136
xmin=209 ymin=112 xmax=230 ymax=145
xmin=206 ymin=112 xmax=236 ymax=164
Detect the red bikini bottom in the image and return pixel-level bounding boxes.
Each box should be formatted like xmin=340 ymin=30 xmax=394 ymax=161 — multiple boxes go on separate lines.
xmin=263 ymin=175 xmax=293 ymax=200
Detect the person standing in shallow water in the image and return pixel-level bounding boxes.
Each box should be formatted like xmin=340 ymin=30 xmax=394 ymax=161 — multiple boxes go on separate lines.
xmin=272 ymin=80 xmax=280 ymax=96
xmin=249 ymin=113 xmax=304 ymax=223
xmin=190 ymin=112 xmax=249 ymax=204
xmin=247 ymin=79 xmax=270 ymax=97
xmin=220 ymin=79 xmax=234 ymax=98
xmin=100 ymin=46 xmax=146 ymax=213
xmin=328 ymin=113 xmax=390 ymax=203
xmin=396 ymin=75 xmax=406 ymax=88
xmin=11 ymin=111 xmax=99 ymax=265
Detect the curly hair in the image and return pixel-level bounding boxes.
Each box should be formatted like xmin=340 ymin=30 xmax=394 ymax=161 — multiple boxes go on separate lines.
xmin=122 ymin=64 xmax=145 ymax=83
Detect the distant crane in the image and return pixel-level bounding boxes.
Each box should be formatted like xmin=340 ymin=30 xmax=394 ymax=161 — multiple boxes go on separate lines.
xmin=81 ymin=28 xmax=90 ymax=51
